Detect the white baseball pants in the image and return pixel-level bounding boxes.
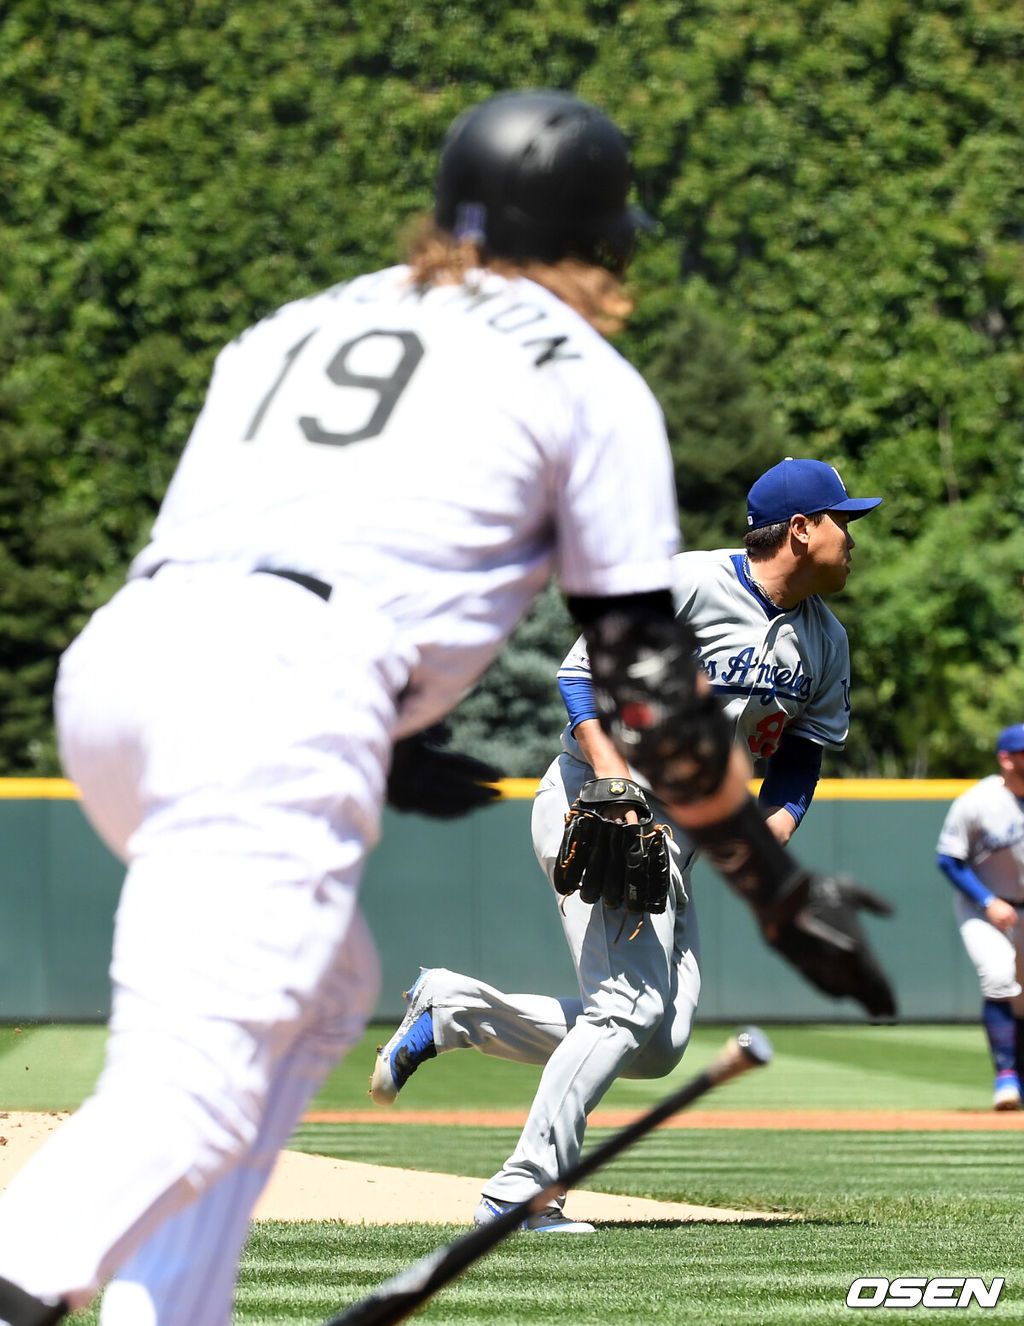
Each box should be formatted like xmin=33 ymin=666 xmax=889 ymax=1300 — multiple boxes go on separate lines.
xmin=955 ymin=894 xmax=1024 ymax=1007
xmin=0 ymin=566 xmax=411 ymax=1325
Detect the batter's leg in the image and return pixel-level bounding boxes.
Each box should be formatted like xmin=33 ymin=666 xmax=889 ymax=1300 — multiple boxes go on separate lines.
xmin=98 ymin=908 xmax=379 ymax=1326
xmin=0 ymin=846 xmax=373 ymax=1310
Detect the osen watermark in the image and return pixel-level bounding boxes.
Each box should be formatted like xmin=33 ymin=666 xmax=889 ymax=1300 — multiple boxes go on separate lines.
xmin=846 ymin=1277 xmax=1005 ymax=1309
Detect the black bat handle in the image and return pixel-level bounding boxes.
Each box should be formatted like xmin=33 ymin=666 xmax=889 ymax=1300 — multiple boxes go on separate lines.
xmin=324 ymin=1205 xmax=526 ymax=1325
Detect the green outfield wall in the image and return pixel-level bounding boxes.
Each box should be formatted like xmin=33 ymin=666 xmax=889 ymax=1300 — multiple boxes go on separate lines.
xmin=0 ymin=778 xmax=980 ymax=1024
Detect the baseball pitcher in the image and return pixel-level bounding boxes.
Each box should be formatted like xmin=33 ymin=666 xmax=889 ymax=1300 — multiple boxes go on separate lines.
xmin=370 ymin=459 xmax=895 ymax=1230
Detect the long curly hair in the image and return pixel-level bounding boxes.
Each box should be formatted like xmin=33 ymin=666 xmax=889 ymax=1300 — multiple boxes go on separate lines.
xmin=402 ymin=217 xmax=635 ymax=337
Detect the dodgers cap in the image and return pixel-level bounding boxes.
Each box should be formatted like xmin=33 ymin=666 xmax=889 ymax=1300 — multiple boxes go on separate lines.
xmin=996 ymin=724 xmax=1024 ymax=754
xmin=746 ymin=458 xmax=882 ymax=531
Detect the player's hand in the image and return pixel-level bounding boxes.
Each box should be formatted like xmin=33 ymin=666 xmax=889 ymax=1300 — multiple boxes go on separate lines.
xmin=599 ymin=800 xmax=640 ymax=825
xmin=768 ymin=874 xmax=897 ymax=1018
xmin=986 ymin=897 xmax=1019 ymax=935
xmin=386 ymin=725 xmax=501 ymax=819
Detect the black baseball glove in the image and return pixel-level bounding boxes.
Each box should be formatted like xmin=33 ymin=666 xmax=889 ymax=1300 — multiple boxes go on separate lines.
xmin=768 ymin=874 xmax=896 ymax=1018
xmin=386 ymin=724 xmax=502 ymax=819
xmin=553 ymin=777 xmax=671 ymax=915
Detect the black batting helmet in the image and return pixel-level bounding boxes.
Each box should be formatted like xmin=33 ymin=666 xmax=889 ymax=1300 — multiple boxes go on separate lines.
xmin=434 ymin=89 xmax=654 ymax=274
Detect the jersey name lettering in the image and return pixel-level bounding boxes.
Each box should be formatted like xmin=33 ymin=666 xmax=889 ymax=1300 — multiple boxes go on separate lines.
xmin=707 ymin=645 xmax=814 ymax=702
xmin=355 ymin=275 xmax=584 ymax=367
xmin=976 ymin=822 xmax=1024 ymax=856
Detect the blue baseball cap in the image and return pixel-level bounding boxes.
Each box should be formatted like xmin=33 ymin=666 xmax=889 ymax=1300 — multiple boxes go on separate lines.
xmin=996 ymin=724 xmax=1024 ymax=753
xmin=746 ymin=458 xmax=882 ymax=530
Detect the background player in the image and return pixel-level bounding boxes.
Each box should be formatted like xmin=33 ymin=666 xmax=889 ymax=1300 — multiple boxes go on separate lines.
xmin=937 ymin=724 xmax=1024 ymax=1110
xmin=371 ymin=458 xmax=891 ymax=1230
xmin=0 ymin=93 xmax=891 ymax=1325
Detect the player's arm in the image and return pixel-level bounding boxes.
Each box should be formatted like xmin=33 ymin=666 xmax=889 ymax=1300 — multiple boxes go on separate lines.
xmin=571 ymin=718 xmax=632 ymax=779
xmin=936 ymin=853 xmax=1017 ymax=934
xmin=558 ymin=669 xmax=638 ymax=825
xmin=557 ymin=669 xmax=632 ymax=779
xmin=759 ymin=734 xmax=823 ymax=846
xmin=566 ymin=589 xmax=896 ymax=1017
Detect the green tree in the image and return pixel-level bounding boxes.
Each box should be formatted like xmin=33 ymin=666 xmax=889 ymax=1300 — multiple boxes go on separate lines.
xmin=2 ymin=0 xmax=1023 ymax=777
xmin=632 ymin=306 xmax=786 ymax=550
xmin=446 ymin=584 xmax=577 ymax=778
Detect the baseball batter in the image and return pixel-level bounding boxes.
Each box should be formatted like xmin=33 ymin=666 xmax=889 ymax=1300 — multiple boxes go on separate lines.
xmin=371 ymin=459 xmax=888 ymax=1228
xmin=0 ymin=93 xmax=890 ymax=1326
xmin=936 ymin=724 xmax=1024 ymax=1110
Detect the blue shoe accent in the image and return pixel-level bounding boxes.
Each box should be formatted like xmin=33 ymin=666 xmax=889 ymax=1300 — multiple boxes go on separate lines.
xmin=370 ymin=969 xmax=438 ymax=1106
xmin=994 ymin=1069 xmax=1021 ymax=1111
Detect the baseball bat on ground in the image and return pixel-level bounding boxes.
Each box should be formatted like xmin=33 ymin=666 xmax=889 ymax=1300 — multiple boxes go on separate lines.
xmin=322 ymin=1026 xmax=773 ymax=1326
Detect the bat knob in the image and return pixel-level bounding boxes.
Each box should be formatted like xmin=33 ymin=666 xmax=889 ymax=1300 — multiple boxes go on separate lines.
xmin=736 ymin=1026 xmax=773 ymax=1067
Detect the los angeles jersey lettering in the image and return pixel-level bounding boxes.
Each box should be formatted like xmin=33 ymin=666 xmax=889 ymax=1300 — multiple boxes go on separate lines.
xmin=560 ymin=548 xmax=851 ymax=763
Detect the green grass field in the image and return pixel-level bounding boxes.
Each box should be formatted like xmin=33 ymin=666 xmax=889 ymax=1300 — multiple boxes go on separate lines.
xmin=2 ymin=1022 xmax=1022 ymax=1324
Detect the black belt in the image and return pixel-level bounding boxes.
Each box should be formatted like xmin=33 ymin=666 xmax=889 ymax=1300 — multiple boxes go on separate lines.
xmin=259 ymin=568 xmax=332 ymax=601
xmin=140 ymin=563 xmax=332 ymax=602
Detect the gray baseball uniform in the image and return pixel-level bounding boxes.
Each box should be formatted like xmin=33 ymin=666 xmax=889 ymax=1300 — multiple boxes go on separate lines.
xmin=937 ymin=776 xmax=1024 ymax=1001
xmin=422 ymin=546 xmax=853 ymax=1205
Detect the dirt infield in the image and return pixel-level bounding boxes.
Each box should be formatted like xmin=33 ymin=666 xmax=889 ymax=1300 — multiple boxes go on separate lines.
xmin=4 ymin=1106 xmax=1021 ymax=1228
xmin=250 ymin=1150 xmax=781 ymax=1224
xmin=0 ymin=1112 xmax=781 ymax=1226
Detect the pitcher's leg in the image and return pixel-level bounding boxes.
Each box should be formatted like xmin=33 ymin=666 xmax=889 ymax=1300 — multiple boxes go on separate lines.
xmin=624 ymin=850 xmax=701 ymax=1079
xmin=482 ymin=782 xmax=696 ymax=1205
xmin=431 ymin=968 xmax=579 ymax=1063
xmin=481 ymin=888 xmax=679 ymax=1204
xmin=370 ymin=965 xmax=581 ymax=1106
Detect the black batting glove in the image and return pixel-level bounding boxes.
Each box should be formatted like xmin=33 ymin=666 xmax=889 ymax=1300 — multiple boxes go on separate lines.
xmin=386 ymin=725 xmax=502 ymax=819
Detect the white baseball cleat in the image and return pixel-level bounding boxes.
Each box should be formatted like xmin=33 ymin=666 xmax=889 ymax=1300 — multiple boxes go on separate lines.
xmin=369 ymin=968 xmax=438 ymax=1106
xmin=473 ymin=1195 xmax=596 ymax=1233
xmin=993 ymin=1070 xmax=1022 ymax=1111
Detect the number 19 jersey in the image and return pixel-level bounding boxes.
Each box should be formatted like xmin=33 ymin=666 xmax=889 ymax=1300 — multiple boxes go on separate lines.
xmin=131 ymin=265 xmax=679 ymax=727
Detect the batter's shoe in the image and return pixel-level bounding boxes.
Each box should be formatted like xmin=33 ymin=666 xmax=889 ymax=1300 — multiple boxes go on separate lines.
xmin=0 ymin=1275 xmax=67 ymax=1324
xmin=473 ymin=1195 xmax=596 ymax=1233
xmin=369 ymin=968 xmax=438 ymax=1106
xmin=993 ymin=1069 xmax=1022 ymax=1111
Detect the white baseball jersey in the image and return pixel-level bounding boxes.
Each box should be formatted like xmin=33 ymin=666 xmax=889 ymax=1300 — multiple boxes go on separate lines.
xmin=560 ymin=547 xmax=851 ymax=761
xmin=937 ymin=776 xmax=1024 ymax=903
xmin=133 ymin=266 xmax=679 ymax=734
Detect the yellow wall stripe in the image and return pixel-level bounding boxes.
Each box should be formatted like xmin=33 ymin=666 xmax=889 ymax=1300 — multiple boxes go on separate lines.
xmin=0 ymin=776 xmax=974 ymax=802
xmin=0 ymin=779 xmax=80 ymax=799
xmin=497 ymin=777 xmax=975 ymax=801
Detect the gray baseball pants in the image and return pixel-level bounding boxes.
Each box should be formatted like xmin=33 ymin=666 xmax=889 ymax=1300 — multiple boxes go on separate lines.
xmin=428 ymin=750 xmax=701 ymax=1205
